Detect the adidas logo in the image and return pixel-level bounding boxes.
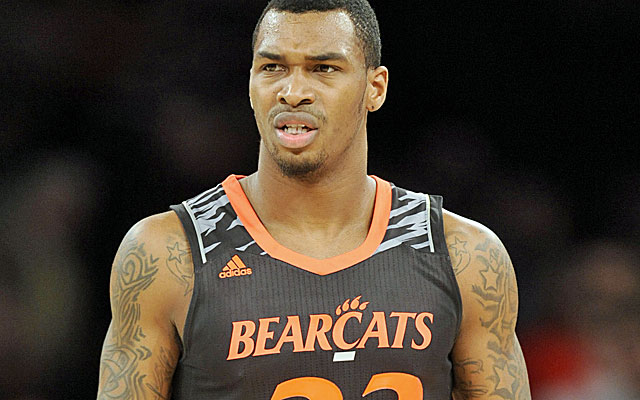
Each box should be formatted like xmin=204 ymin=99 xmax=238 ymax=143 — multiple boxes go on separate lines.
xmin=219 ymin=255 xmax=253 ymax=279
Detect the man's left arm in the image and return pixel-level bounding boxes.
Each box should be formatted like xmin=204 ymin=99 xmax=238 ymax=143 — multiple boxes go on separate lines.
xmin=445 ymin=212 xmax=531 ymax=399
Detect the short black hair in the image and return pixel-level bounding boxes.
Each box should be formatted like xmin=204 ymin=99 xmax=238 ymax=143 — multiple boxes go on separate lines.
xmin=252 ymin=0 xmax=381 ymax=69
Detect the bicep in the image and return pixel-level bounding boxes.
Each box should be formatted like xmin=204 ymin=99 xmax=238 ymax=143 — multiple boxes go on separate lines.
xmin=452 ymin=329 xmax=529 ymax=399
xmin=98 ymin=223 xmax=184 ymax=399
xmin=99 ymin=320 xmax=179 ymax=399
xmin=448 ymin=225 xmax=531 ymax=399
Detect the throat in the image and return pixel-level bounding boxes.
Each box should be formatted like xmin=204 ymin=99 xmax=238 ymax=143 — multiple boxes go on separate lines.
xmin=268 ymin=222 xmax=372 ymax=260
xmin=239 ymin=173 xmax=378 ymax=259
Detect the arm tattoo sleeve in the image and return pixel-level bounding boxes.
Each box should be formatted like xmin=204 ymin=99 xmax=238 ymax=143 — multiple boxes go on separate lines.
xmin=99 ymin=240 xmax=160 ymax=399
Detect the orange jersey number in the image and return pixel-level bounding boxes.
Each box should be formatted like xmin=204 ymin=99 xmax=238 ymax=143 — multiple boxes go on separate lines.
xmin=271 ymin=372 xmax=423 ymax=399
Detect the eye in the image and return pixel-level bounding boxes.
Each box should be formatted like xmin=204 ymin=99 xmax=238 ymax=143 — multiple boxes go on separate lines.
xmin=314 ymin=64 xmax=337 ymax=73
xmin=262 ymin=64 xmax=285 ymax=72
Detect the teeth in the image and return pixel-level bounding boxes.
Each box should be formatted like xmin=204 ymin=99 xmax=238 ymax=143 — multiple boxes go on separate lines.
xmin=283 ymin=124 xmax=310 ymax=135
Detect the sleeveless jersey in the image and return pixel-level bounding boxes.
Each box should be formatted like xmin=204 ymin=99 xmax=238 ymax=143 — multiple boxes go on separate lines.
xmin=169 ymin=175 xmax=462 ymax=399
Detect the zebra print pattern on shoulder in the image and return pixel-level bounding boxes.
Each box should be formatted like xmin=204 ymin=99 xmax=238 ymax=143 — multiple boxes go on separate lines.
xmin=182 ymin=184 xmax=248 ymax=264
xmin=374 ymin=187 xmax=435 ymax=255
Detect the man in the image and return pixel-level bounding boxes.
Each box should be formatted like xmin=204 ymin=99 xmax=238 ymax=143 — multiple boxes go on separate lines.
xmin=98 ymin=0 xmax=531 ymax=398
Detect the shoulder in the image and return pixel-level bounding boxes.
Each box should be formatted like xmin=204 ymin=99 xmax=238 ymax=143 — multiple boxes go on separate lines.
xmin=113 ymin=211 xmax=190 ymax=280
xmin=442 ymin=209 xmax=518 ymax=328
xmin=442 ymin=209 xmax=511 ymax=279
xmin=442 ymin=209 xmax=500 ymax=247
xmin=122 ymin=210 xmax=185 ymax=241
xmin=110 ymin=211 xmax=194 ymax=327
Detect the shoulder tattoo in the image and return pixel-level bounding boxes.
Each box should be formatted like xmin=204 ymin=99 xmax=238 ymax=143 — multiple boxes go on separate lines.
xmin=446 ymin=232 xmax=472 ymax=276
xmin=165 ymin=240 xmax=194 ymax=297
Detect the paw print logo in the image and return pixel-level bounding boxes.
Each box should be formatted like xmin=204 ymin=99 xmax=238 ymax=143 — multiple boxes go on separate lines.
xmin=335 ymin=295 xmax=369 ymax=315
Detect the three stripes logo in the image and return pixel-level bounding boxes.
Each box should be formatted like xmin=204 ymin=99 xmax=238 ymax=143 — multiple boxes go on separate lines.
xmin=219 ymin=255 xmax=253 ymax=279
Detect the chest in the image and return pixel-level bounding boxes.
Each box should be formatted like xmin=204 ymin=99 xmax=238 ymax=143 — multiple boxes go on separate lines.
xmin=174 ymin=246 xmax=461 ymax=399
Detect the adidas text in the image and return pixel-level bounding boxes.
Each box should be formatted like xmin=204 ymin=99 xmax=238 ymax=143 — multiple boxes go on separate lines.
xmin=219 ymin=268 xmax=253 ymax=279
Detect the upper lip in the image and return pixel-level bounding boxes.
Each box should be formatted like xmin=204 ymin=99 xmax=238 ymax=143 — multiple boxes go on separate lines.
xmin=274 ymin=112 xmax=319 ymax=130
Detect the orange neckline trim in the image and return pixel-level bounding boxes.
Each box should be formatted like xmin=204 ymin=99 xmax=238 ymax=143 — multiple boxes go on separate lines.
xmin=222 ymin=174 xmax=392 ymax=276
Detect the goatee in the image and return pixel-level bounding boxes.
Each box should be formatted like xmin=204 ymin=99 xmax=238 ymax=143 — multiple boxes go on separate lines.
xmin=273 ymin=150 xmax=328 ymax=182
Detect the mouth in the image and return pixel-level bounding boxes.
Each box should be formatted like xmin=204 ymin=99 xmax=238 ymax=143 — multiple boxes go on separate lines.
xmin=272 ymin=112 xmax=320 ymax=149
xmin=274 ymin=112 xmax=319 ymax=133
xmin=275 ymin=124 xmax=319 ymax=150
xmin=279 ymin=123 xmax=314 ymax=135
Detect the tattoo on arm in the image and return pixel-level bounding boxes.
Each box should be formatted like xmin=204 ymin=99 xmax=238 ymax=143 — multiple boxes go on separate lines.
xmin=452 ymin=233 xmax=530 ymax=399
xmin=473 ymin=239 xmax=518 ymax=351
xmin=165 ymin=241 xmax=193 ymax=297
xmin=99 ymin=240 xmax=160 ymax=399
xmin=453 ymin=359 xmax=489 ymax=398
xmin=146 ymin=343 xmax=179 ymax=399
xmin=468 ymin=240 xmax=528 ymax=399
xmin=446 ymin=233 xmax=471 ymax=276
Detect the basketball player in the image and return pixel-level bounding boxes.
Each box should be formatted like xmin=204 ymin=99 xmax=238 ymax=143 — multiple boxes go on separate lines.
xmin=97 ymin=1 xmax=531 ymax=398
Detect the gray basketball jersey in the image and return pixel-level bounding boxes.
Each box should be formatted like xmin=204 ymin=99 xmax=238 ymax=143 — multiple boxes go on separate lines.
xmin=169 ymin=175 xmax=462 ymax=399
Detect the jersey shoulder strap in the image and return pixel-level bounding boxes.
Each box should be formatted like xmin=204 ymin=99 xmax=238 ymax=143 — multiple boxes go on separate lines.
xmin=170 ymin=183 xmax=258 ymax=272
xmin=375 ymin=184 xmax=448 ymax=255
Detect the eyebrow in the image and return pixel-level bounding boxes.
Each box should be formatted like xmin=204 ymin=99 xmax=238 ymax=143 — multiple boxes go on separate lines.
xmin=305 ymin=52 xmax=348 ymax=62
xmin=256 ymin=51 xmax=348 ymax=63
xmin=256 ymin=51 xmax=282 ymax=61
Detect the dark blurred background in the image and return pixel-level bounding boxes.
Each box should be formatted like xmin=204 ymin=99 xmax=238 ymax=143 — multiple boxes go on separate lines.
xmin=1 ymin=1 xmax=639 ymax=398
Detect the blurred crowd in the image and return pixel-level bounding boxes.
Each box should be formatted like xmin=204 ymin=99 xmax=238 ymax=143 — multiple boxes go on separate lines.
xmin=2 ymin=1 xmax=639 ymax=398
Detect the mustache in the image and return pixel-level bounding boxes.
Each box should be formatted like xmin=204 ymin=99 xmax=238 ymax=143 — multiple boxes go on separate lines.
xmin=267 ymin=104 xmax=327 ymax=124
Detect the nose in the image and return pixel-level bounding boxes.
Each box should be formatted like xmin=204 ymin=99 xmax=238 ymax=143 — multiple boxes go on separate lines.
xmin=277 ymin=69 xmax=315 ymax=107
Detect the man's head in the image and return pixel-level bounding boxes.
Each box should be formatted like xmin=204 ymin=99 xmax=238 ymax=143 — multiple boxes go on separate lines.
xmin=250 ymin=1 xmax=388 ymax=181
xmin=252 ymin=0 xmax=381 ymax=70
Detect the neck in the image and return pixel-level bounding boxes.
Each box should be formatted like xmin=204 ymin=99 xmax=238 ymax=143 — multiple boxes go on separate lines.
xmin=240 ymin=144 xmax=376 ymax=235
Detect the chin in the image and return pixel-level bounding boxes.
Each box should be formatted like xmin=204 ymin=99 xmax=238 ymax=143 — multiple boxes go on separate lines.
xmin=274 ymin=150 xmax=328 ymax=182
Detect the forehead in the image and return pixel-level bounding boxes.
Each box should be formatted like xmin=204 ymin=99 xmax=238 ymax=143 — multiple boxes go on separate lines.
xmin=255 ymin=10 xmax=362 ymax=61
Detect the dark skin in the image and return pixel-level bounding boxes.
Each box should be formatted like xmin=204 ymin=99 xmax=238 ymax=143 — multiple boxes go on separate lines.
xmin=97 ymin=10 xmax=531 ymax=399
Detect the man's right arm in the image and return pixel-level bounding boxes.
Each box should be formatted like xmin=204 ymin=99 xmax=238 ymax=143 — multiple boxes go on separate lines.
xmin=97 ymin=212 xmax=193 ymax=399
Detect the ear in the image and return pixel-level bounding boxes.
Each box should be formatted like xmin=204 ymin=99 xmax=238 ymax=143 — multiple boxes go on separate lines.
xmin=366 ymin=66 xmax=389 ymax=112
xmin=249 ymin=67 xmax=254 ymax=110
